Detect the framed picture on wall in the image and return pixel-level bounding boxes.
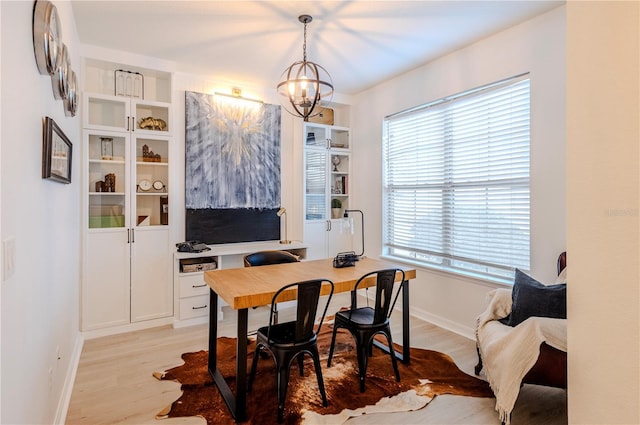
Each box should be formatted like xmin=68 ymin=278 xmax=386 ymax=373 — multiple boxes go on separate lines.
xmin=42 ymin=116 xmax=72 ymax=184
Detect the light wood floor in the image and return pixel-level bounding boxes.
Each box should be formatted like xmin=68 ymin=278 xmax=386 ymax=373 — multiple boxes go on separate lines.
xmin=66 ymin=295 xmax=567 ymax=424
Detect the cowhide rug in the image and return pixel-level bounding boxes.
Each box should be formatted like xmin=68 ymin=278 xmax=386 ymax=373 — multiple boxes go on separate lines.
xmin=153 ymin=325 xmax=493 ymax=424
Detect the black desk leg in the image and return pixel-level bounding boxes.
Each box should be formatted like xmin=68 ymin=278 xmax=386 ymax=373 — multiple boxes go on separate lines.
xmin=235 ymin=308 xmax=248 ymax=422
xmin=373 ymin=279 xmax=410 ymax=364
xmin=401 ymin=279 xmax=410 ymax=364
xmin=208 ymin=289 xmax=219 ymax=374
xmin=207 ymin=291 xmax=249 ymax=422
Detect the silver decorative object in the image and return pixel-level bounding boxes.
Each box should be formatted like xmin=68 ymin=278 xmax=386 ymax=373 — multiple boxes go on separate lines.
xmin=115 ymin=69 xmax=144 ymax=99
xmin=332 ymin=155 xmax=341 ymax=172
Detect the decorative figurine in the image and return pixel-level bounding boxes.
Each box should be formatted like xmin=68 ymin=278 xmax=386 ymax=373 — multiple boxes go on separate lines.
xmin=141 ymin=144 xmax=161 ymax=162
xmin=138 ymin=116 xmax=167 ymax=131
xmin=103 ymin=173 xmax=116 ymax=192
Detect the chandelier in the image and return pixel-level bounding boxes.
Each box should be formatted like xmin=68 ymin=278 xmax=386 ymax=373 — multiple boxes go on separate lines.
xmin=277 ymin=15 xmax=334 ymax=119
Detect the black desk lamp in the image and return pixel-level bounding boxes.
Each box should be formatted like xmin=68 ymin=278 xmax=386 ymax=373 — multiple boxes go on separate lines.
xmin=343 ymin=209 xmax=364 ymax=257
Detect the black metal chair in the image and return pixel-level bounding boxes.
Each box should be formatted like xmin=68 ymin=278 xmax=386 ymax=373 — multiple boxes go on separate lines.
xmin=244 ymin=250 xmax=300 ymax=325
xmin=243 ymin=250 xmax=300 ymax=267
xmin=327 ymin=268 xmax=404 ymax=392
xmin=248 ymin=278 xmax=334 ymax=423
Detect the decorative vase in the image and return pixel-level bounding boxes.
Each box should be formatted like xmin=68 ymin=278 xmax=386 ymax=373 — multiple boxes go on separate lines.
xmin=331 ymin=208 xmax=342 ymax=219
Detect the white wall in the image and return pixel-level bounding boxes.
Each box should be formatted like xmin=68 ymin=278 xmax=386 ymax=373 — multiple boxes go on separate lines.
xmin=1 ymin=1 xmax=82 ymax=424
xmin=350 ymin=6 xmax=567 ymax=337
xmin=566 ymin=2 xmax=639 ymax=423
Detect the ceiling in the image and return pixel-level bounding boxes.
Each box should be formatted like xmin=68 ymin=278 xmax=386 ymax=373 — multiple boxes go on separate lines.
xmin=71 ymin=1 xmax=563 ymax=96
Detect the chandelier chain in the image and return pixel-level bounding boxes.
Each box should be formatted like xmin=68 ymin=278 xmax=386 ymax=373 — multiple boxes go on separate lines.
xmin=303 ymin=21 xmax=307 ymax=62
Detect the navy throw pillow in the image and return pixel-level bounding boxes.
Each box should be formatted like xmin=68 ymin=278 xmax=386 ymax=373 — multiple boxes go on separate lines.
xmin=501 ymin=269 xmax=567 ymax=327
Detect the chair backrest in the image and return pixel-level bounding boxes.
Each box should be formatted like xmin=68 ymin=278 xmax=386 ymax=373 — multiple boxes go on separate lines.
xmin=243 ymin=250 xmax=300 ymax=267
xmin=557 ymin=251 xmax=567 ymax=275
xmin=353 ymin=269 xmax=405 ymax=324
xmin=268 ymin=279 xmax=334 ymax=342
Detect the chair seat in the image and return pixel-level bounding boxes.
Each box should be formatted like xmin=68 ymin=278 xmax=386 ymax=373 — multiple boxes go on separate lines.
xmin=336 ymin=307 xmax=389 ymax=327
xmin=257 ymin=322 xmax=318 ymax=347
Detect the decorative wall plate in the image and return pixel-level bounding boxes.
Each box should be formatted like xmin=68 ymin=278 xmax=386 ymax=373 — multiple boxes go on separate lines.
xmin=51 ymin=43 xmax=69 ymax=100
xmin=64 ymin=70 xmax=78 ymax=117
xmin=33 ymin=0 xmax=62 ymax=76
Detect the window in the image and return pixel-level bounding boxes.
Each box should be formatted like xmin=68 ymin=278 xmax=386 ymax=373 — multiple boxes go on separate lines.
xmin=383 ymin=75 xmax=530 ymax=282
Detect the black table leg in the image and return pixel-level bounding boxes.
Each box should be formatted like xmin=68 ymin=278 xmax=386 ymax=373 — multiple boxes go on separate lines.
xmin=373 ymin=279 xmax=410 ymax=364
xmin=208 ymin=288 xmax=218 ymax=375
xmin=401 ymin=279 xmax=410 ymax=364
xmin=235 ymin=308 xmax=248 ymax=421
xmin=208 ymin=290 xmax=249 ymax=422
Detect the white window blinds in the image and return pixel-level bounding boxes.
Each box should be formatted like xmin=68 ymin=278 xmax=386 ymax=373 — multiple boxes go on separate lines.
xmin=383 ymin=76 xmax=530 ymax=281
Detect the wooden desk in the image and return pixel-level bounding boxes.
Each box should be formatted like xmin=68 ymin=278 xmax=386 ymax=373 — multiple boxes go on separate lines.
xmin=204 ymin=257 xmax=417 ymax=422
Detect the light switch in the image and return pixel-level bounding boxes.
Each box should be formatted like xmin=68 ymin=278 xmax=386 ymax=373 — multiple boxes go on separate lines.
xmin=3 ymin=237 xmax=16 ymax=281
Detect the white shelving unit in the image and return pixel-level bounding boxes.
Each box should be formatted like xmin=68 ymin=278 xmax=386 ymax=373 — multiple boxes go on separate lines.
xmin=303 ymin=122 xmax=354 ymax=260
xmin=81 ymin=58 xmax=174 ymax=333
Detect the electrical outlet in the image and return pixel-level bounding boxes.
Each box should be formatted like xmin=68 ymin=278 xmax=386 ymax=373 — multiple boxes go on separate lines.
xmin=2 ymin=237 xmax=16 ymax=281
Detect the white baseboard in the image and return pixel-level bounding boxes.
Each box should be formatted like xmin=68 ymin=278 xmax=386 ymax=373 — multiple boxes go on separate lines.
xmin=82 ymin=316 xmax=174 ymax=340
xmin=55 ymin=333 xmax=84 ymax=425
xmin=409 ymin=305 xmax=476 ymax=341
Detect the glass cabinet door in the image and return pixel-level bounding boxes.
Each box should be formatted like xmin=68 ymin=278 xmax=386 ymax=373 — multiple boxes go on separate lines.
xmin=86 ymin=130 xmax=128 ymax=229
xmin=133 ymin=136 xmax=169 ymax=227
xmin=330 ymin=152 xmax=349 ymax=209
xmin=328 ymin=127 xmax=349 ymax=149
xmin=305 ymin=125 xmax=328 ymax=148
xmin=303 ymin=123 xmax=351 ymax=222
xmin=305 ymin=149 xmax=327 ymax=221
xmin=84 ymin=94 xmax=130 ymax=132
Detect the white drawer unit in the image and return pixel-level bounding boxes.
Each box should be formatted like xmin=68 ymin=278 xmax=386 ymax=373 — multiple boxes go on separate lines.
xmin=178 ymin=294 xmax=210 ymax=321
xmin=179 ymin=274 xmax=210 ymax=298
xmin=174 ymin=254 xmax=220 ymax=327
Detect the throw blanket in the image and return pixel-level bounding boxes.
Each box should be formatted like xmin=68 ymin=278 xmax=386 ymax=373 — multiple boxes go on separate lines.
xmin=476 ymin=288 xmax=566 ymax=424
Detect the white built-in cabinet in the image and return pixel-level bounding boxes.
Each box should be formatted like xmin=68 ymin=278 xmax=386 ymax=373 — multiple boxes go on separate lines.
xmin=81 ymin=58 xmax=174 ymax=331
xmin=303 ymin=123 xmax=354 ymax=259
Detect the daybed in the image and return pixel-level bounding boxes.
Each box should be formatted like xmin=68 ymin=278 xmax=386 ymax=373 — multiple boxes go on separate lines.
xmin=475 ymin=252 xmax=567 ymax=424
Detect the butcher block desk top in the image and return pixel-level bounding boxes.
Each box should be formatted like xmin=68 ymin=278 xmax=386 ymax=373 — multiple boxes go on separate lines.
xmin=203 ymin=257 xmax=416 ymax=310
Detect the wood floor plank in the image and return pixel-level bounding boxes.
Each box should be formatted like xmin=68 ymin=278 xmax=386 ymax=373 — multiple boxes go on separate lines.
xmin=66 ymin=301 xmax=567 ymax=425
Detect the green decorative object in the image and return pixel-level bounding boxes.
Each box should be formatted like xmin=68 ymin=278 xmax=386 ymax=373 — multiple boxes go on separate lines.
xmin=89 ymin=215 xmax=125 ymax=228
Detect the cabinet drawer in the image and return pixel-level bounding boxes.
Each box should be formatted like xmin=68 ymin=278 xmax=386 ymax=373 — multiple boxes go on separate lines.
xmin=179 ymin=274 xmax=210 ymax=297
xmin=179 ymin=295 xmax=209 ymax=320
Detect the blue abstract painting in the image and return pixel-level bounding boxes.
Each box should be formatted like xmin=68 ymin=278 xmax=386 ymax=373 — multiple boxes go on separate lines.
xmin=184 ymin=91 xmax=281 ymax=244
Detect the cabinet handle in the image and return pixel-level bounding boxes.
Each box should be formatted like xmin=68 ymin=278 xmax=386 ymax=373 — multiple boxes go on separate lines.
xmin=127 ymin=229 xmax=130 ymax=243
xmin=131 ymin=116 xmax=135 ymax=132
xmin=131 ymin=228 xmax=135 ymax=243
xmin=192 ymin=305 xmax=207 ymax=310
xmin=126 ymin=116 xmax=130 ymax=131
xmin=192 ymin=283 xmax=207 ymax=288
xmin=327 ymin=220 xmax=331 ymax=231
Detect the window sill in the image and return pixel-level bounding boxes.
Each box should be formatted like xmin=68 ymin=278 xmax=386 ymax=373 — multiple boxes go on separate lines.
xmin=380 ymin=254 xmax=514 ymax=289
